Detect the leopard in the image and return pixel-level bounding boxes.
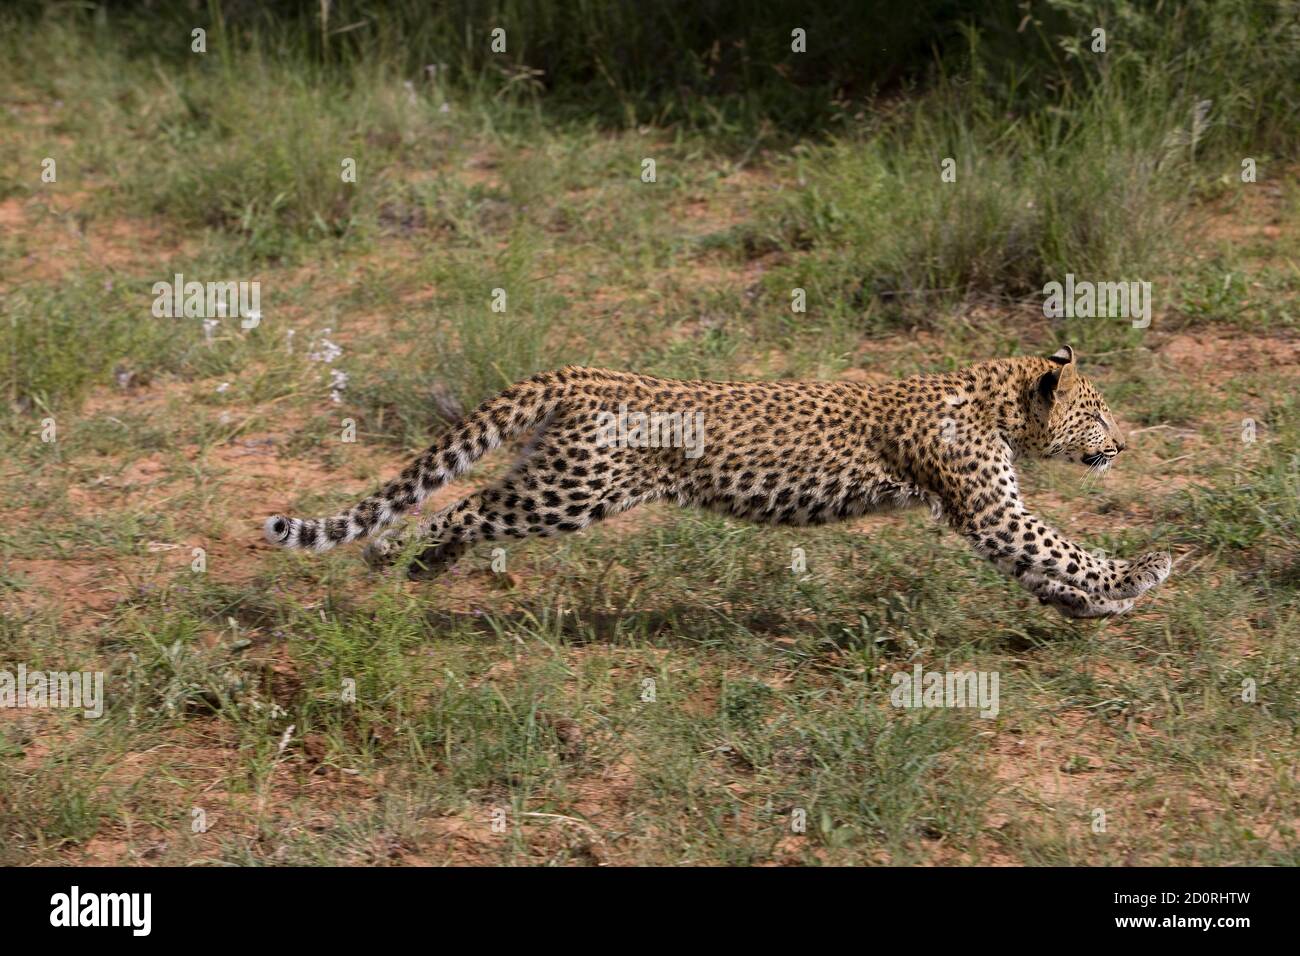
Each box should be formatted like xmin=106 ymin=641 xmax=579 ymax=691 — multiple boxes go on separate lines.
xmin=263 ymin=345 xmax=1172 ymax=618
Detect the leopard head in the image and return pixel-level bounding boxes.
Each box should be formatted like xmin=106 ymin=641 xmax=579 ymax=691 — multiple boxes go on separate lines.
xmin=1032 ymin=346 xmax=1126 ymax=469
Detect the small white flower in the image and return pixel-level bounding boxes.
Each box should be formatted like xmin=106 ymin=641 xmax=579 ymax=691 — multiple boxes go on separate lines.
xmin=329 ymin=368 xmax=349 ymax=404
xmin=307 ymin=328 xmax=343 ymax=363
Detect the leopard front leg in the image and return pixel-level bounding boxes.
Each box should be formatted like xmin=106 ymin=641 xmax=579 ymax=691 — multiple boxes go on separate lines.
xmin=957 ymin=503 xmax=1132 ymax=597
xmin=943 ymin=476 xmax=1168 ymax=608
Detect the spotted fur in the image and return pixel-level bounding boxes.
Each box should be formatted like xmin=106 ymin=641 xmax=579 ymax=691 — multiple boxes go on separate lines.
xmin=264 ymin=346 xmax=1171 ymax=618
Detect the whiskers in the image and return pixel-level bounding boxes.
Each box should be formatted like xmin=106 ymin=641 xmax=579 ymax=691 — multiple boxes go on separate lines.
xmin=1081 ymin=454 xmax=1112 ymax=490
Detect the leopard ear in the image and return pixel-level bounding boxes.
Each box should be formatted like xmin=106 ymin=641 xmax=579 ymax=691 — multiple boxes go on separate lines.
xmin=1037 ymin=361 xmax=1080 ymax=404
xmin=1037 ymin=368 xmax=1060 ymax=404
xmin=1056 ymin=360 xmax=1079 ymax=394
xmin=1047 ymin=345 xmax=1075 ymax=366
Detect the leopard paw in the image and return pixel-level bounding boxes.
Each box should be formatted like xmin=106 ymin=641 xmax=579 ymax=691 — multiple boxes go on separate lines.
xmin=1107 ymin=550 xmax=1172 ymax=599
xmin=406 ymin=540 xmax=467 ymax=581
xmin=1033 ymin=577 xmax=1136 ymax=619
xmin=361 ymin=530 xmax=403 ymax=570
xmin=1049 ymin=593 xmax=1136 ymax=619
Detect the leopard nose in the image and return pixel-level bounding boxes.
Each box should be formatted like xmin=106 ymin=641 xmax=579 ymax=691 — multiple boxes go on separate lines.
xmin=1115 ymin=439 xmax=1127 ymax=453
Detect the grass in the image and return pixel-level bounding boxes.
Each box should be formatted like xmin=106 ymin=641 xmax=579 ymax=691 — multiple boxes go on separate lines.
xmin=0 ymin=2 xmax=1297 ymax=866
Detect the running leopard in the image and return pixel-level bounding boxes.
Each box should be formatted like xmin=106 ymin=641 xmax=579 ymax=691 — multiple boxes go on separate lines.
xmin=264 ymin=346 xmax=1171 ymax=618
